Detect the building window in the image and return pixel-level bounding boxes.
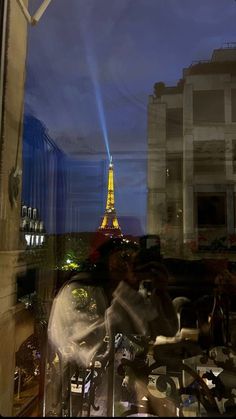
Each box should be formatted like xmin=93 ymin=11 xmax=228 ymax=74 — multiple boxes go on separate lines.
xmin=232 ymin=140 xmax=236 ymax=173
xmin=167 ymin=201 xmax=183 ymax=226
xmin=166 ymin=108 xmax=183 ymax=138
xmin=193 ymin=90 xmax=225 ymax=123
xmin=194 ymin=140 xmax=225 ymax=175
xmin=196 ymin=193 xmax=226 ymax=227
xmin=233 ymin=194 xmax=236 ymax=229
xmin=232 ymin=89 xmax=236 ymax=122
xmin=16 ymin=270 xmax=36 ymax=301
xmin=166 ymin=155 xmax=182 ymax=182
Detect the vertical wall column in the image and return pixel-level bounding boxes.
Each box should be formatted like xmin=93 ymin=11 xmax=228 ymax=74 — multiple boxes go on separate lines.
xmin=0 ymin=1 xmax=28 ymax=415
xmin=225 ymin=83 xmax=232 ymax=125
xmin=225 ymin=83 xmax=236 ymax=239
xmin=226 ymin=184 xmax=234 ymax=238
xmin=147 ymin=97 xmax=166 ymax=235
xmin=183 ymin=83 xmax=195 ymax=246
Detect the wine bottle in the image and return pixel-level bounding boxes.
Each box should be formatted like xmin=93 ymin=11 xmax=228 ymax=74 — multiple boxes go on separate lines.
xmin=209 ymin=291 xmax=226 ymax=347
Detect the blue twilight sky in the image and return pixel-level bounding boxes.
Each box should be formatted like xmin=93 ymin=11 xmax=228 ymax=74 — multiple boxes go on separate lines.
xmin=23 ymin=0 xmax=236 ymax=235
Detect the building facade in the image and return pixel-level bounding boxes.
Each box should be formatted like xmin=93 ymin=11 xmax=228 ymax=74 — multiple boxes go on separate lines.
xmin=0 ymin=1 xmax=56 ymax=415
xmin=147 ymin=44 xmax=236 ymax=258
xmin=20 ymin=204 xmax=45 ymax=247
xmin=22 ymin=113 xmax=67 ymax=235
xmin=0 ymin=1 xmax=29 ymax=415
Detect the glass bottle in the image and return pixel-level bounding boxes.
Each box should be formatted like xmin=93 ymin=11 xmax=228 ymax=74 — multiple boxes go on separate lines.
xmin=209 ymin=290 xmax=226 ymax=347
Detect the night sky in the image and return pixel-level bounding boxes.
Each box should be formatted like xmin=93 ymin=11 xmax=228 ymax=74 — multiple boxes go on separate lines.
xmin=23 ymin=0 xmax=236 ymax=235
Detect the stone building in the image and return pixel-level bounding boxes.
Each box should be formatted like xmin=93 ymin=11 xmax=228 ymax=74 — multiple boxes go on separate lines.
xmin=0 ymin=6 xmax=100 ymax=413
xmin=0 ymin=1 xmax=29 ymax=415
xmin=147 ymin=44 xmax=236 ymax=258
xmin=0 ymin=1 xmax=54 ymax=416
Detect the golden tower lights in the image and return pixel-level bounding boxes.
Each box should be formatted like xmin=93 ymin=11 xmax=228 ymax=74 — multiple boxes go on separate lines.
xmin=98 ymin=156 xmax=122 ymax=237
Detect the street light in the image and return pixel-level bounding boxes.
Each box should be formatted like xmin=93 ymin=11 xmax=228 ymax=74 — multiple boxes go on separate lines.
xmin=16 ymin=0 xmax=53 ymax=26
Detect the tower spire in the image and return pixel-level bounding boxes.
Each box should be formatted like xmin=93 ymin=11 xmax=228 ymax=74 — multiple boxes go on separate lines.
xmin=98 ymin=156 xmax=122 ymax=237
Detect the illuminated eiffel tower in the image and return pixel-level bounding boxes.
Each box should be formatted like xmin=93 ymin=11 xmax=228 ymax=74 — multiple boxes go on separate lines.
xmin=98 ymin=156 xmax=122 ymax=237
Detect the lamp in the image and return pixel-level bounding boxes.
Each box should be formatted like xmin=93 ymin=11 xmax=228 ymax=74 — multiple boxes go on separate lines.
xmin=16 ymin=0 xmax=53 ymax=26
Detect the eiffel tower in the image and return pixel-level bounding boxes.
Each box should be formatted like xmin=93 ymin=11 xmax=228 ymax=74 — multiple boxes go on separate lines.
xmin=98 ymin=156 xmax=122 ymax=237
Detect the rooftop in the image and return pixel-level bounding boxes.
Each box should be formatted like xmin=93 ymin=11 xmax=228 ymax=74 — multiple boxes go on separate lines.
xmin=184 ymin=43 xmax=236 ymax=77
xmin=153 ymin=44 xmax=236 ymax=97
